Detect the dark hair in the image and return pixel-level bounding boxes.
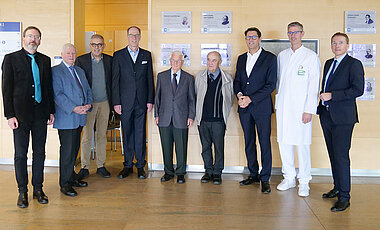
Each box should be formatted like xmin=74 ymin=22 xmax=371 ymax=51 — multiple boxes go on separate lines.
xmin=331 ymin=32 xmax=349 ymax=44
xmin=23 ymin=26 xmax=41 ymax=37
xmin=244 ymin=27 xmax=261 ymax=38
xmin=127 ymin=26 xmax=141 ymax=34
xmin=366 ymin=14 xmax=371 ymax=18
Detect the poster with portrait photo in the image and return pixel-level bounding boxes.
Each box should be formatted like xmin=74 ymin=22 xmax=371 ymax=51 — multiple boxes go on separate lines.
xmin=161 ymin=44 xmax=191 ymax=66
xmin=201 ymin=44 xmax=231 ymax=66
xmin=201 ymin=11 xmax=232 ymax=33
xmin=345 ymin=11 xmax=376 ymax=34
xmin=162 ymin=11 xmax=191 ymax=34
xmin=358 ymin=78 xmax=375 ymax=101
xmin=348 ymin=44 xmax=376 ymax=67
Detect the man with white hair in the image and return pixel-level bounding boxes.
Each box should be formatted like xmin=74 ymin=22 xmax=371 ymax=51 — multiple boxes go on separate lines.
xmin=195 ymin=51 xmax=234 ymax=185
xmin=154 ymin=51 xmax=195 ymax=184
xmin=52 ymin=43 xmax=93 ymax=197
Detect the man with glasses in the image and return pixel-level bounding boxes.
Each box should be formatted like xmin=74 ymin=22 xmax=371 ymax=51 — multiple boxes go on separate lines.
xmin=154 ymin=51 xmax=195 ymax=184
xmin=318 ymin=32 xmax=364 ymax=212
xmin=276 ymin=21 xmax=321 ymax=197
xmin=112 ymin=26 xmax=154 ymax=179
xmin=2 ymin=26 xmax=55 ymax=208
xmin=234 ymin=27 xmax=277 ymax=194
xmin=75 ymin=34 xmax=113 ymax=179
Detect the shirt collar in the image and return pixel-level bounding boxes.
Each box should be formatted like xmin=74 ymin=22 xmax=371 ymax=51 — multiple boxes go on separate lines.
xmin=91 ymin=53 xmax=103 ymax=62
xmin=127 ymin=46 xmax=139 ymax=54
xmin=247 ymin=47 xmax=262 ymax=57
xmin=62 ymin=60 xmax=73 ymax=68
xmin=334 ymin=53 xmax=347 ymax=63
xmin=208 ymin=68 xmax=220 ymax=80
xmin=171 ymin=69 xmax=181 ymax=78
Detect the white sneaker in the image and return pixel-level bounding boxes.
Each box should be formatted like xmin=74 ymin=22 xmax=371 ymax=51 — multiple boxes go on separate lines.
xmin=298 ymin=184 xmax=310 ymax=197
xmin=277 ymin=179 xmax=296 ymax=191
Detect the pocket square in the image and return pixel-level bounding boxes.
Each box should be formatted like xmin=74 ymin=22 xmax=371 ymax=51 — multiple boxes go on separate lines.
xmin=142 ymin=61 xmax=148 ymax=64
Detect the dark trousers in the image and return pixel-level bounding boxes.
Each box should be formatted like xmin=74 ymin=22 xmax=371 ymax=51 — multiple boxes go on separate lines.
xmin=319 ymin=107 xmax=354 ymax=202
xmin=198 ymin=121 xmax=226 ymax=175
xmin=120 ymin=103 xmax=147 ymax=169
xmin=239 ymin=111 xmax=272 ymax=182
xmin=13 ymin=113 xmax=47 ymax=193
xmin=58 ymin=127 xmax=83 ymax=188
xmin=159 ymin=124 xmax=188 ymax=176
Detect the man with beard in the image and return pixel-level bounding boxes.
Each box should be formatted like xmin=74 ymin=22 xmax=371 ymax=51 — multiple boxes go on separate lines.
xmin=2 ymin=26 xmax=55 ymax=208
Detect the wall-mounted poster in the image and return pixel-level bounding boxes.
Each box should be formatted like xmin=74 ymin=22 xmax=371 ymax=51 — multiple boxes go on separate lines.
xmin=0 ymin=22 xmax=21 ymax=76
xmin=260 ymin=39 xmax=319 ymax=56
xmin=201 ymin=11 xmax=232 ymax=33
xmin=162 ymin=11 xmax=191 ymax=34
xmin=358 ymin=78 xmax=375 ymax=101
xmin=161 ymin=44 xmax=191 ymax=66
xmin=201 ymin=44 xmax=232 ymax=66
xmin=345 ymin=11 xmax=377 ymax=34
xmin=348 ymin=44 xmax=376 ymax=67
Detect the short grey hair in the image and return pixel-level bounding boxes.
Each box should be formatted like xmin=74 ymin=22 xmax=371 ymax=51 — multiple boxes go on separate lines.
xmin=61 ymin=43 xmax=76 ymax=53
xmin=287 ymin=21 xmax=303 ymax=31
xmin=207 ymin=51 xmax=222 ymax=61
xmin=171 ymin=50 xmax=184 ymax=60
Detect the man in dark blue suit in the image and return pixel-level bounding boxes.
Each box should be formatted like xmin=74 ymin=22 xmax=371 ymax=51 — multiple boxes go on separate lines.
xmin=112 ymin=26 xmax=154 ymax=179
xmin=233 ymin=27 xmax=277 ymax=194
xmin=318 ymin=32 xmax=364 ymax=212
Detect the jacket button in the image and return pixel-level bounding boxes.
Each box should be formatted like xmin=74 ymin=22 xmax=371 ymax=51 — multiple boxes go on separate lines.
xmin=247 ymin=82 xmax=250 ymax=85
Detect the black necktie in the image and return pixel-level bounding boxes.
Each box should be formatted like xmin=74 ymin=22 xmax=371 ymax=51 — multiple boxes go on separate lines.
xmin=172 ymin=73 xmax=177 ymax=92
xmin=209 ymin=73 xmax=214 ymax=82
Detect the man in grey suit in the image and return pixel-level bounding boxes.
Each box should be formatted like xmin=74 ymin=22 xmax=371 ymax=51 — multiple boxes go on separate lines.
xmin=52 ymin=43 xmax=93 ymax=197
xmin=154 ymin=51 xmax=195 ymax=184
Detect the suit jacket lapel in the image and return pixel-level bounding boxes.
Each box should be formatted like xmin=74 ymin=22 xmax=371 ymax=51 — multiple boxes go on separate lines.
xmin=240 ymin=54 xmax=249 ymax=79
xmin=122 ymin=47 xmax=135 ymax=71
xmin=327 ymin=55 xmax=349 ymax=88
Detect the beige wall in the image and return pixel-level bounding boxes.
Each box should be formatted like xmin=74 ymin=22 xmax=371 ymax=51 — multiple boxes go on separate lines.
xmin=148 ymin=0 xmax=380 ymax=171
xmin=0 ymin=0 xmax=85 ymax=164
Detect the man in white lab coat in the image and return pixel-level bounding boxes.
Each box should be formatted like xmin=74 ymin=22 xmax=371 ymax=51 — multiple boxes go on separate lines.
xmin=275 ymin=21 xmax=321 ymax=197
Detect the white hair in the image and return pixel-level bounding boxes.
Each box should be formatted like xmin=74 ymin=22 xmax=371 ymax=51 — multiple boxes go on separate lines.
xmin=171 ymin=50 xmax=184 ymax=60
xmin=61 ymin=43 xmax=76 ymax=53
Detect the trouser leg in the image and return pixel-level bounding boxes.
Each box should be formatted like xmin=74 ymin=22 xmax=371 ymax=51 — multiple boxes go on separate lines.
xmin=95 ymin=101 xmax=110 ymax=168
xmin=159 ymin=125 xmax=175 ymax=175
xmin=296 ymin=144 xmax=312 ymax=184
xmin=13 ymin=121 xmax=31 ymax=193
xmin=31 ymin=118 xmax=47 ymax=192
xmin=210 ymin=121 xmax=226 ymax=175
xmin=198 ymin=122 xmax=213 ymax=174
xmin=81 ymin=103 xmax=97 ymax=169
xmin=279 ymin=143 xmax=296 ymax=181
xmin=173 ymin=127 xmax=188 ymax=176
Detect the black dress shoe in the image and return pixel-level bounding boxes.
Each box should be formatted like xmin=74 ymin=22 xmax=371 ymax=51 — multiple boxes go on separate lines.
xmin=97 ymin=167 xmax=111 ymax=178
xmin=239 ymin=175 xmax=260 ymax=186
xmin=213 ymin=174 xmax=222 ymax=185
xmin=201 ymin=173 xmax=212 ymax=183
xmin=322 ymin=188 xmax=339 ymax=198
xmin=331 ymin=200 xmax=350 ymax=212
xmin=118 ymin=167 xmax=133 ymax=179
xmin=177 ymin=175 xmax=186 ymax=184
xmin=17 ymin=192 xmax=28 ymax=208
xmin=77 ymin=168 xmax=89 ymax=179
xmin=71 ymin=180 xmax=88 ymax=187
xmin=60 ymin=186 xmax=77 ymax=197
xmin=161 ymin=174 xmax=174 ymax=182
xmin=261 ymin=181 xmax=271 ymax=194
xmin=33 ymin=190 xmax=48 ymax=204
xmin=137 ymin=167 xmax=147 ymax=179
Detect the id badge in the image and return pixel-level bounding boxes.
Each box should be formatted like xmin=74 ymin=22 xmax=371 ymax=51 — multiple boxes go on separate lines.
xmin=297 ymin=65 xmax=305 ymax=76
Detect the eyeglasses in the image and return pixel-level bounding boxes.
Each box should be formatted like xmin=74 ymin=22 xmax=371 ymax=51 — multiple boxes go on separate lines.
xmin=128 ymin=34 xmax=141 ymax=38
xmin=26 ymin=34 xmax=41 ymax=40
xmin=287 ymin=31 xmax=302 ymax=36
xmin=90 ymin=43 xmax=104 ymax=48
xmin=331 ymin=41 xmax=346 ymax=45
xmin=170 ymin=59 xmax=183 ymax=64
xmin=245 ymin=35 xmax=258 ymax=40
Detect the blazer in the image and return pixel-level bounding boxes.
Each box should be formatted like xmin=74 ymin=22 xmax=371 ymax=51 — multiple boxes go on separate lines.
xmin=195 ymin=68 xmax=234 ymax=126
xmin=2 ymin=49 xmax=55 ymax=122
xmin=75 ymin=52 xmax=113 ymax=107
xmin=52 ymin=62 xmax=93 ymax=129
xmin=317 ymin=55 xmax=364 ymax=125
xmin=112 ymin=47 xmax=154 ymax=111
xmin=233 ymin=48 xmax=277 ymax=115
xmin=154 ymin=69 xmax=195 ymax=129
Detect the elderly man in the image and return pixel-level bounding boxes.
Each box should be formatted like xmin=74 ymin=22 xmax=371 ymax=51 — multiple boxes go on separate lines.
xmin=112 ymin=26 xmax=154 ymax=179
xmin=154 ymin=51 xmax=195 ymax=184
xmin=276 ymin=21 xmax=321 ymax=197
xmin=234 ymin=27 xmax=277 ymax=194
xmin=195 ymin=51 xmax=234 ymax=185
xmin=2 ymin=26 xmax=55 ymax=208
xmin=76 ymin=34 xmax=113 ymax=179
xmin=52 ymin=43 xmax=93 ymax=197
xmin=318 ymin=32 xmax=364 ymax=212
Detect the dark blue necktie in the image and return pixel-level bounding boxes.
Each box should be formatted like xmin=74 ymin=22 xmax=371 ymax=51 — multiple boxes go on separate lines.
xmin=209 ymin=73 xmax=214 ymax=82
xmin=172 ymin=73 xmax=177 ymax=92
xmin=323 ymin=60 xmax=337 ymax=106
xmin=27 ymin=54 xmax=42 ymax=103
xmin=69 ymin=66 xmax=85 ymax=101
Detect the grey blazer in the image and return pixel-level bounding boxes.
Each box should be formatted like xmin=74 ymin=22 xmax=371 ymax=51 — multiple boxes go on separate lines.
xmin=154 ymin=69 xmax=195 ymax=129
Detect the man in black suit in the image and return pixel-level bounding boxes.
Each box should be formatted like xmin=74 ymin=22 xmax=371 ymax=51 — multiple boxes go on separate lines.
xmin=154 ymin=51 xmax=195 ymax=184
xmin=76 ymin=34 xmax=113 ymax=179
xmin=318 ymin=32 xmax=364 ymax=212
xmin=112 ymin=26 xmax=154 ymax=179
xmin=233 ymin=27 xmax=277 ymax=194
xmin=2 ymin=26 xmax=55 ymax=208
